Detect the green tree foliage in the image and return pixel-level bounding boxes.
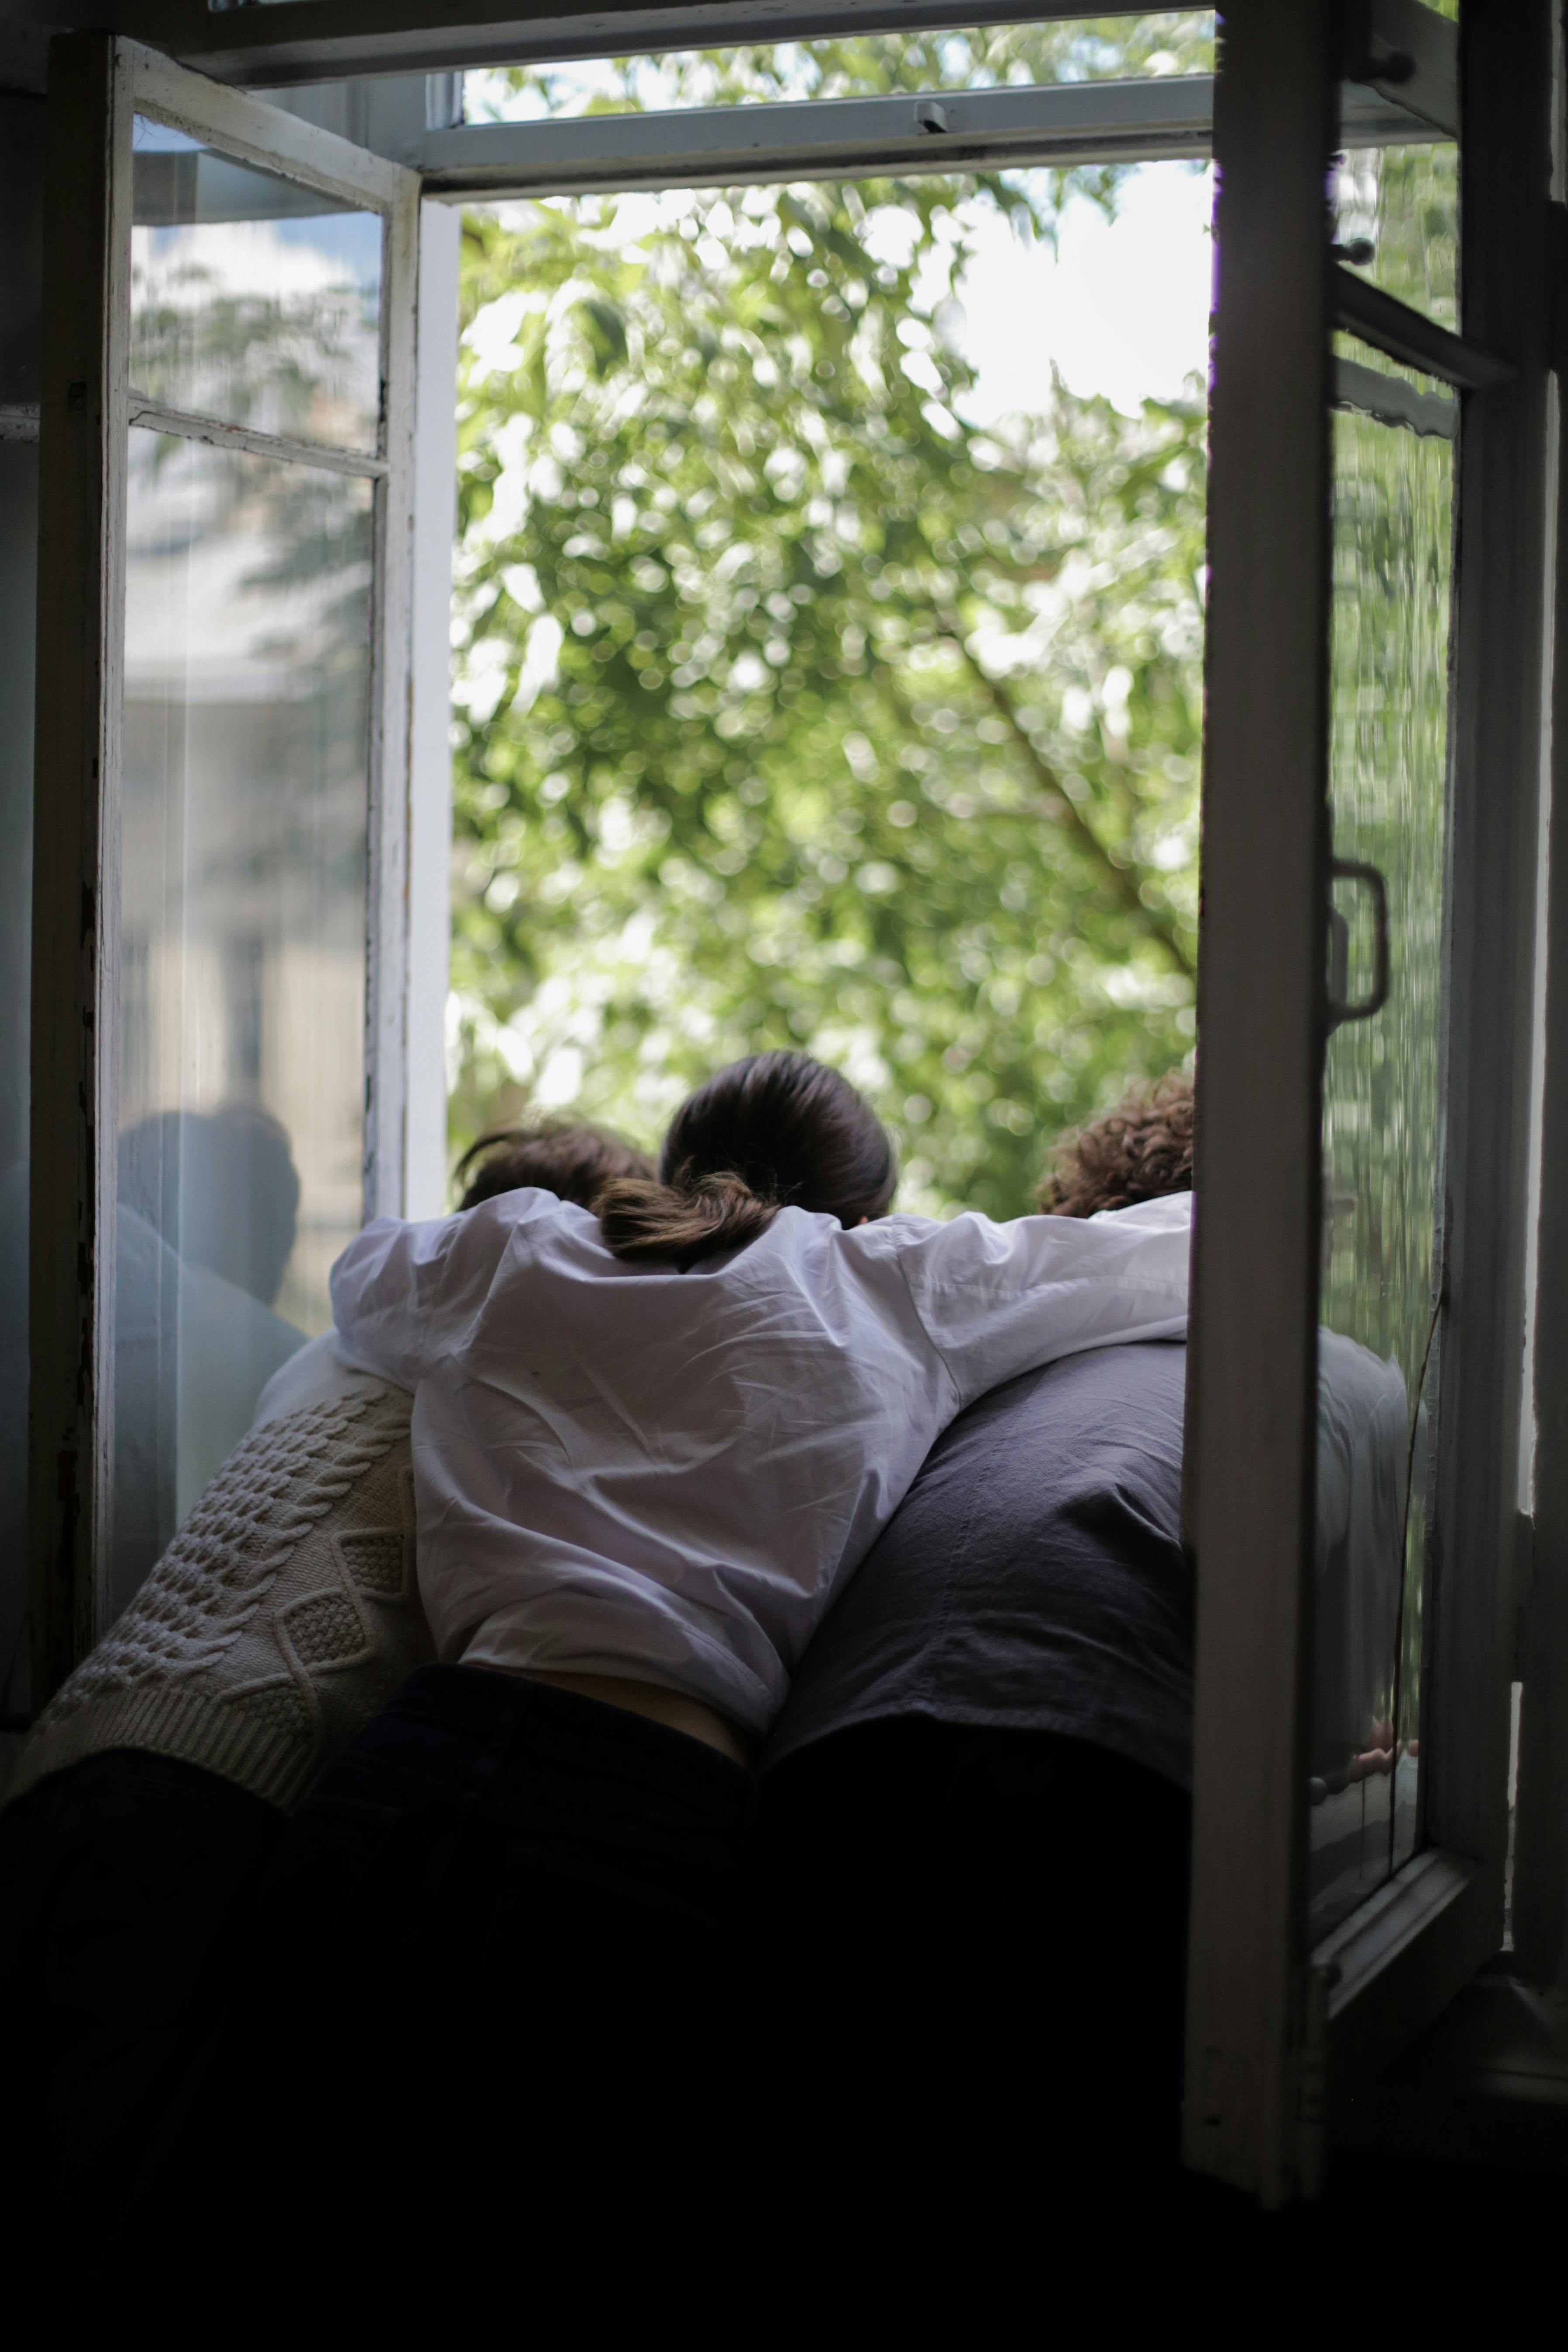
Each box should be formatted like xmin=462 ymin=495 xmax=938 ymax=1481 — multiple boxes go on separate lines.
xmin=451 ymin=31 xmax=1210 ymax=1218
xmin=1333 ymin=141 xmax=1458 ymax=332
xmin=469 ymin=16 xmax=1214 ymax=131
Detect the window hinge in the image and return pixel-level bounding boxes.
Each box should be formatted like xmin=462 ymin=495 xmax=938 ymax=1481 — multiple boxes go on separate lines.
xmin=1344 ymin=0 xmax=1460 ymax=139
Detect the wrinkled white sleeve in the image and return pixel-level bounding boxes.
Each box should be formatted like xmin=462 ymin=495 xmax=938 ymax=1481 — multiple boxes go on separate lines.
xmin=889 ymin=1190 xmax=1193 ymax=1410
xmin=328 ymin=1213 xmax=467 ymax=1390
xmin=330 ymin=1189 xmax=566 ymax=1390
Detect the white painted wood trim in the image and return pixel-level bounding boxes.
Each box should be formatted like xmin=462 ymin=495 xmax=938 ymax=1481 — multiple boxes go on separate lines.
xmin=1180 ymin=0 xmax=1335 ymax=2208
xmin=31 ymin=33 xmax=426 ymax=1689
xmin=415 ymin=74 xmax=1440 ymax=201
xmin=404 ymin=199 xmax=460 ymax=1222
xmin=29 ymin=31 xmax=135 ymax=1688
xmin=126 ymin=38 xmax=411 ymax=213
xmin=126 ymin=399 xmax=389 ymax=477
xmin=364 ymin=174 xmax=422 ymax=1224
xmin=119 ymin=47 xmax=425 ymax=1231
xmin=419 ymin=76 xmax=1212 ymax=196
xmin=1320 ymin=1849 xmax=1480 ymax=2004
xmin=93 ymin=43 xmax=136 ymax=1645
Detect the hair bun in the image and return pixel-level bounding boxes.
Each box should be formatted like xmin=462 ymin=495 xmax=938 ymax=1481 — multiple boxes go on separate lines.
xmin=596 ymin=1169 xmax=778 ymax=1266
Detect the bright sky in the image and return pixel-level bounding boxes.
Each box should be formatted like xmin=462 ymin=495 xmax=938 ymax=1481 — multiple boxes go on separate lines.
xmin=470 ymin=158 xmax=1213 ymax=432
xmin=952 ymin=162 xmax=1213 ymax=422
xmin=468 ymin=51 xmax=1214 ymax=417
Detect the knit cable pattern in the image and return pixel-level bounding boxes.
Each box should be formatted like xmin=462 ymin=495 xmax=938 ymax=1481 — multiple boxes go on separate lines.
xmin=61 ymin=1390 xmax=410 ymax=1705
xmin=9 ymin=1383 xmax=432 ymax=1813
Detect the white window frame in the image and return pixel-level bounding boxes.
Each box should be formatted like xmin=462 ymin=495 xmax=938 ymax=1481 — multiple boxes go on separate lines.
xmin=393 ymin=0 xmax=1537 ymax=2204
xmin=28 ymin=31 xmax=421 ymax=1697
xmin=395 ymin=0 xmax=1553 ymax=2195
xmin=32 ymin=0 xmax=1566 ymax=2204
xmin=411 ymin=71 xmax=1437 ymax=197
xmin=1185 ymin=0 xmax=1558 ymax=2204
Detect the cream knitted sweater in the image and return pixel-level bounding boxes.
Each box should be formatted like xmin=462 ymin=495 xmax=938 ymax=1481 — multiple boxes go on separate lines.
xmin=7 ymin=1385 xmax=432 ymax=1814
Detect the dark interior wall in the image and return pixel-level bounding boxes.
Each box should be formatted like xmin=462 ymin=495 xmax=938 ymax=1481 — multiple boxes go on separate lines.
xmin=0 ymin=89 xmax=43 ymax=1169
xmin=0 ymin=87 xmax=42 ymax=410
xmin=1 ymin=89 xmax=44 ymax=1732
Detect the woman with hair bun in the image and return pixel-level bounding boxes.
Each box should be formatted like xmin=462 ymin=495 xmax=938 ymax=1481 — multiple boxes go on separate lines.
xmin=269 ymin=1049 xmax=1191 ymax=2178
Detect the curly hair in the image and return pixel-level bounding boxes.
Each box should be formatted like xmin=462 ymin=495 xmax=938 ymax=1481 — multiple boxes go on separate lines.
xmin=1038 ymin=1070 xmax=1194 ymax=1219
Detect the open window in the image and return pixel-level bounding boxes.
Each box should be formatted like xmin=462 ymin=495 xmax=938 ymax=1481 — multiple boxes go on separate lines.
xmin=27 ymin=38 xmax=426 ymax=1692
xmin=13 ymin=0 xmax=1566 ymax=2204
xmin=1184 ymin=0 xmax=1560 ymax=2199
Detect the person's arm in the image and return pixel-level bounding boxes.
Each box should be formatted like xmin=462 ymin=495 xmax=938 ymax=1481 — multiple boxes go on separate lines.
xmin=886 ymin=1190 xmax=1192 ymax=1410
xmin=330 ymin=1186 xmax=569 ymax=1391
xmin=327 ymin=1214 xmax=462 ymax=1391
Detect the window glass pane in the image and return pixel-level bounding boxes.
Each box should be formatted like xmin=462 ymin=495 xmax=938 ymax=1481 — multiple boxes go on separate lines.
xmin=131 ymin=117 xmax=383 ymax=454
xmin=1331 ymin=141 xmax=1458 ymax=335
xmin=114 ymin=427 xmax=371 ymax=1620
xmin=1310 ymin=344 xmax=1454 ymax=1943
xmin=464 ymin=13 xmax=1216 ymax=120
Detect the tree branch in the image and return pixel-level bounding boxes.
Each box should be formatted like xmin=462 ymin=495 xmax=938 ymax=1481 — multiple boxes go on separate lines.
xmin=935 ymin=618 xmax=1196 ymax=980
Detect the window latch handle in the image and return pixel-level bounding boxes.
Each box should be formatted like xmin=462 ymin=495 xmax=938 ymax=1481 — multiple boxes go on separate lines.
xmin=1326 ymin=856 xmax=1390 ymax=1032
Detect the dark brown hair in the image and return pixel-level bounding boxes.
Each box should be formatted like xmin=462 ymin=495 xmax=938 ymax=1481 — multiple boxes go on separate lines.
xmin=1038 ymin=1070 xmax=1194 ymax=1219
xmin=454 ymin=1120 xmax=654 ymax=1214
xmin=597 ymin=1051 xmax=897 ymax=1265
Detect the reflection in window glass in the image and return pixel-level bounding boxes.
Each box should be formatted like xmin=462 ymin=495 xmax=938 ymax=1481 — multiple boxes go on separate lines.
xmin=131 ymin=117 xmax=383 ymax=452
xmin=1310 ymin=354 xmax=1454 ymax=1942
xmin=114 ymin=428 xmax=371 ymax=1620
xmin=1332 ymin=141 xmax=1458 ymax=334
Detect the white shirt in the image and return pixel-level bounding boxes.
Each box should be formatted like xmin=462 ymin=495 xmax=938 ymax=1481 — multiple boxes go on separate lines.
xmin=330 ymin=1187 xmax=1193 ymax=1734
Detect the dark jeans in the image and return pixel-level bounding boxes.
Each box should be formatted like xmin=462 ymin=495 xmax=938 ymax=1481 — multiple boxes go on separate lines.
xmin=241 ymin=1664 xmax=760 ymax=2187
xmin=1 ymin=1704 xmax=1186 ymax=2230
xmin=0 ymin=1749 xmax=284 ymax=2193
xmin=761 ymin=1719 xmax=1193 ymax=2179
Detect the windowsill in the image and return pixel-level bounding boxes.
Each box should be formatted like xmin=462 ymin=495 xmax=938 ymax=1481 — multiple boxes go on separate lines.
xmin=1334 ymin=1970 xmax=1568 ymax=2170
